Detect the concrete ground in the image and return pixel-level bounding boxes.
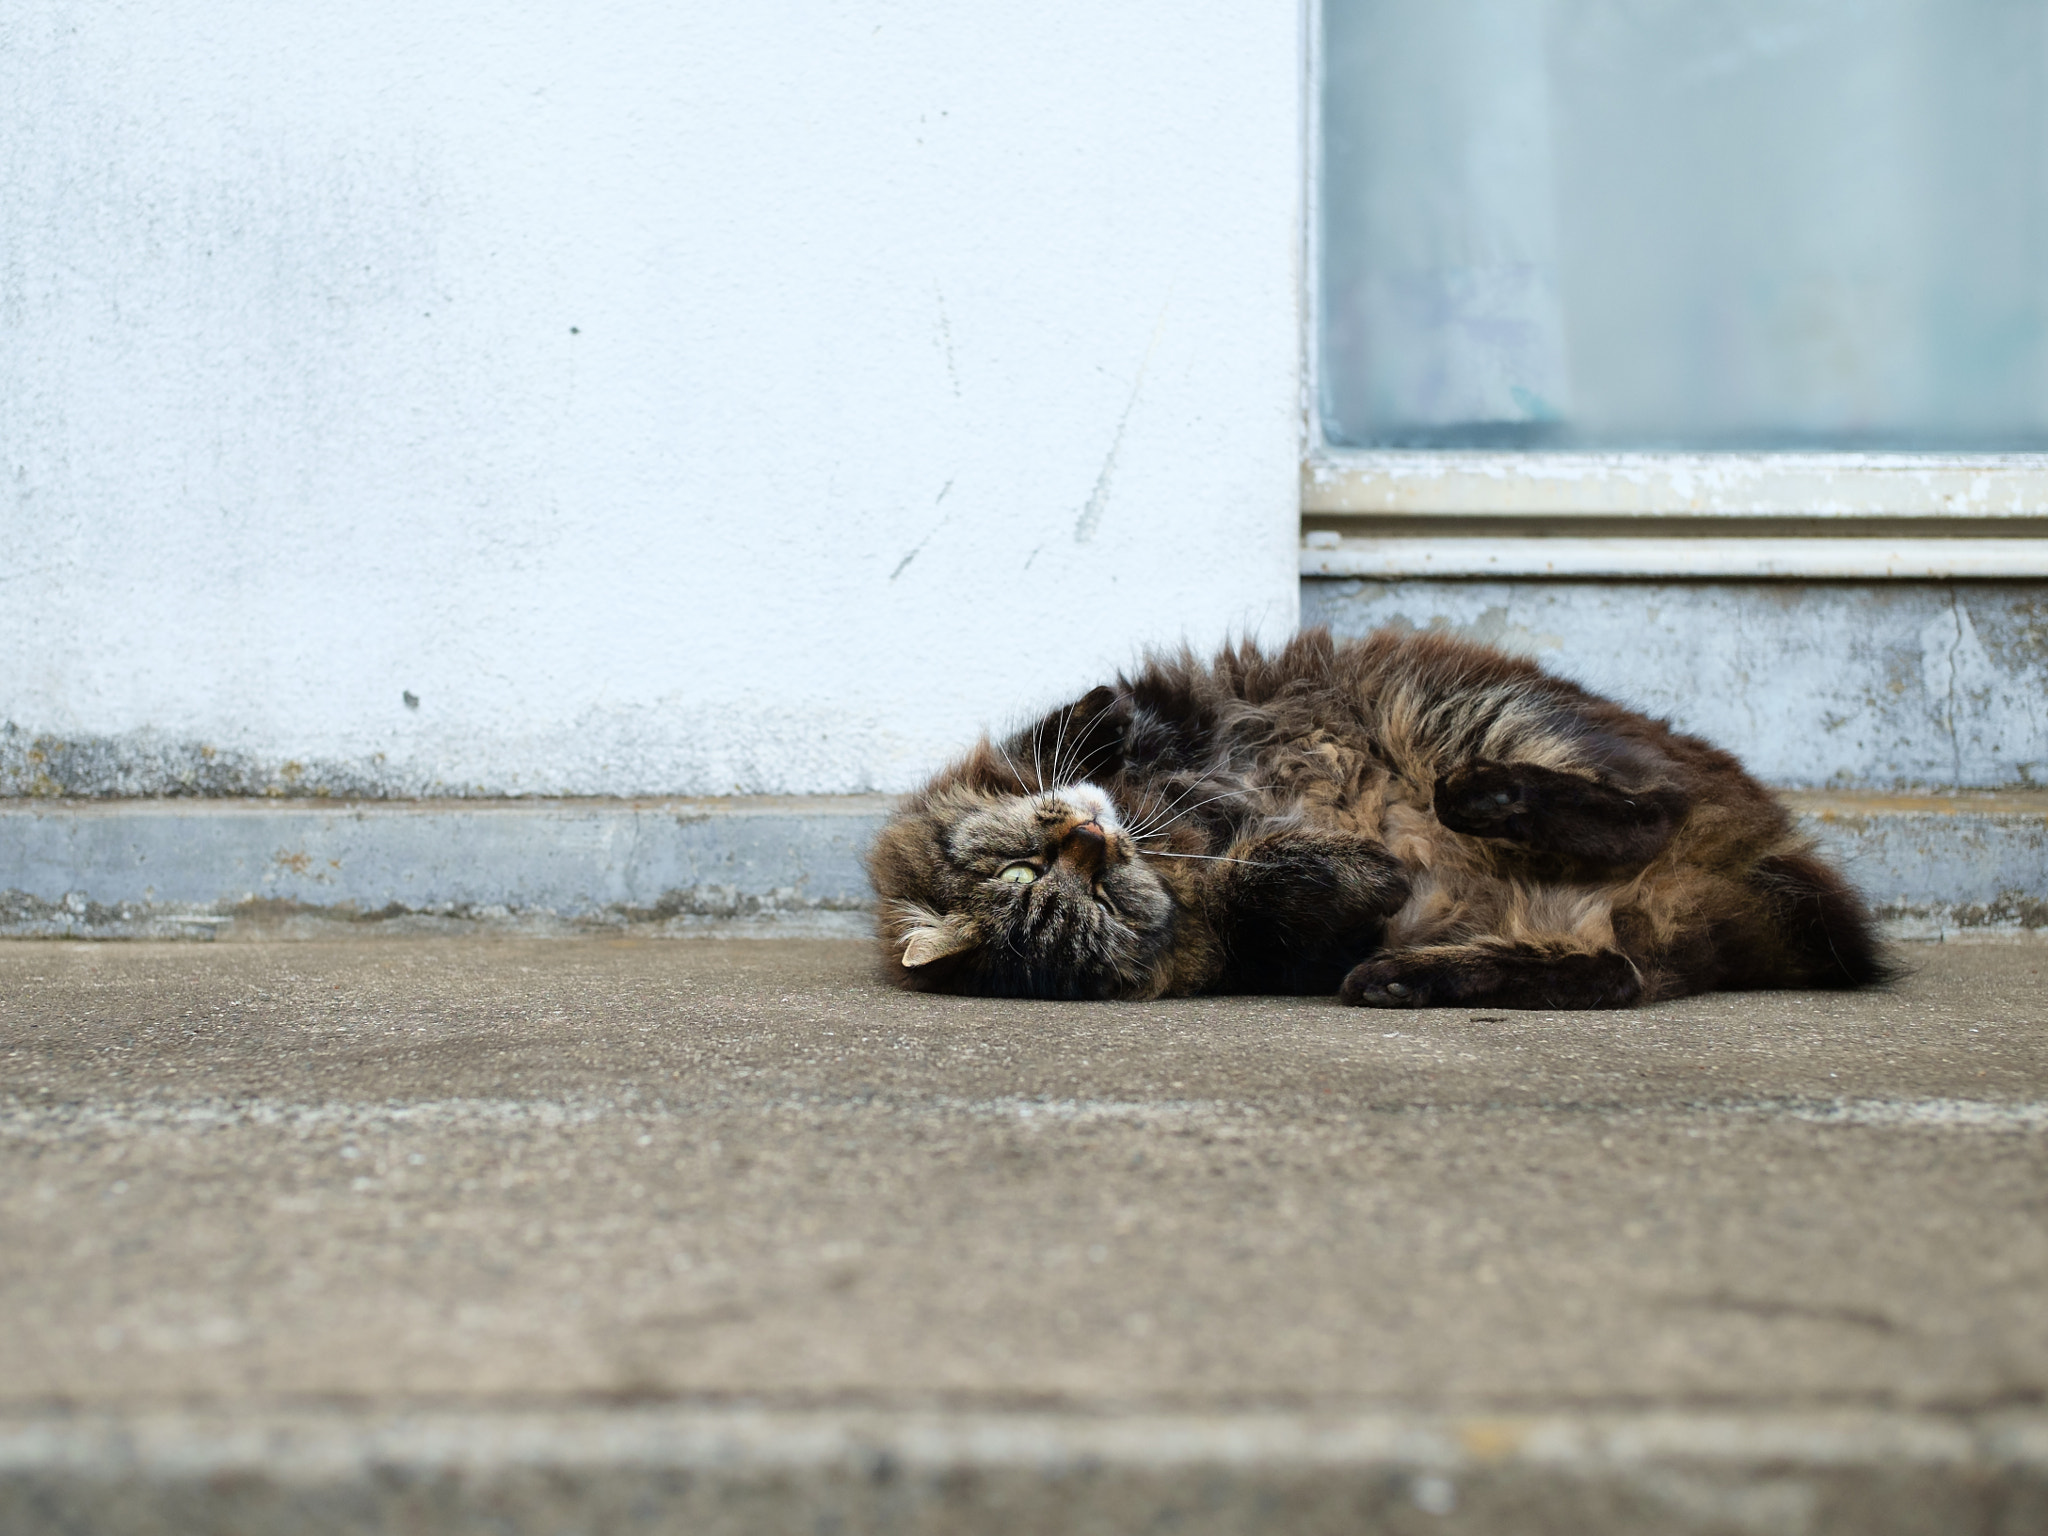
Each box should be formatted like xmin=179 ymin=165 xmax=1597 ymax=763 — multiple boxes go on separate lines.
xmin=2 ymin=937 xmax=2045 ymax=1533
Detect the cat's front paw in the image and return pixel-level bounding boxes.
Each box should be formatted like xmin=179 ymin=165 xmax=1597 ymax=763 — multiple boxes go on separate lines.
xmin=1229 ymin=831 xmax=1411 ymax=922
xmin=1342 ymin=945 xmax=1644 ymax=1010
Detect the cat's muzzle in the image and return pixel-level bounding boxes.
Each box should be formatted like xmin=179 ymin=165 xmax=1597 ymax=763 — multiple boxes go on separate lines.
xmin=1057 ymin=819 xmax=1110 ymax=880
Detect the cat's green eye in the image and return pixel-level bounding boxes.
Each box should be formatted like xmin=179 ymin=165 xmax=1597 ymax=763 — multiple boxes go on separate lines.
xmin=996 ymin=862 xmax=1039 ymax=885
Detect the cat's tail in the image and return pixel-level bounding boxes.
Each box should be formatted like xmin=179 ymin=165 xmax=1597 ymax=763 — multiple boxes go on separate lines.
xmin=1750 ymin=849 xmax=1900 ymax=989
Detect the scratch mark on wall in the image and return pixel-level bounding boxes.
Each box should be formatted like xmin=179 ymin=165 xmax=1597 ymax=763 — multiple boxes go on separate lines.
xmin=934 ymin=285 xmax=962 ymax=398
xmin=889 ymin=479 xmax=956 ymax=581
xmin=1073 ymin=295 xmax=1172 ymax=544
xmin=1943 ymin=590 xmax=1966 ymax=785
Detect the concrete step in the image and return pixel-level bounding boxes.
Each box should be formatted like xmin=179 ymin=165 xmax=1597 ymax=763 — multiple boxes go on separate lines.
xmin=7 ymin=1405 xmax=2045 ymax=1534
xmin=0 ymin=795 xmax=889 ymax=940
xmin=0 ymin=791 xmax=2042 ymax=942
xmin=2 ymin=937 xmax=2045 ymax=1534
xmin=1786 ymin=790 xmax=2048 ymax=940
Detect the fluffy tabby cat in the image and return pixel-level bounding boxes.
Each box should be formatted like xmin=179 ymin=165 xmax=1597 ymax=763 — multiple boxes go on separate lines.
xmin=865 ymin=627 xmax=1890 ymax=1008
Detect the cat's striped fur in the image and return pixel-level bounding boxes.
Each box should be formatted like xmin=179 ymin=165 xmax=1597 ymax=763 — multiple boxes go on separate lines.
xmin=865 ymin=627 xmax=1890 ymax=1008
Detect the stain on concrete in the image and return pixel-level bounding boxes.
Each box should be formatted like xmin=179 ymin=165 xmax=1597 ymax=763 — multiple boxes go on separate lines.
xmin=0 ymin=889 xmax=872 ymax=942
xmin=617 ymin=885 xmax=869 ymax=924
xmin=1878 ymin=894 xmax=2048 ymax=939
xmin=0 ymin=725 xmax=418 ymax=800
xmin=0 ymin=890 xmax=228 ymax=941
xmin=1659 ymin=1291 xmax=1904 ymax=1335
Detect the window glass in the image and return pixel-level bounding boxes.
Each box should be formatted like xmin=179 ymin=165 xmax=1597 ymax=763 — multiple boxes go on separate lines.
xmin=1319 ymin=0 xmax=2048 ymax=449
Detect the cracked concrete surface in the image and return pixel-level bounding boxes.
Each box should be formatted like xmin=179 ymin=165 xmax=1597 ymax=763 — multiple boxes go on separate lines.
xmin=2 ymin=938 xmax=2045 ymax=1532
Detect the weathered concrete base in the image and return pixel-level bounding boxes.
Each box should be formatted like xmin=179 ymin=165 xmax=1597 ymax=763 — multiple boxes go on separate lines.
xmin=0 ymin=797 xmax=886 ymax=940
xmin=6 ymin=1406 xmax=2045 ymax=1535
xmin=1 ymin=791 xmax=2042 ymax=941
xmin=1790 ymin=791 xmax=2048 ymax=940
xmin=1301 ymin=579 xmax=2048 ymax=790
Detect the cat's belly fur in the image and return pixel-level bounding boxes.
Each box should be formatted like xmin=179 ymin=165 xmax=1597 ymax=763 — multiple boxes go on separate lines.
xmin=1297 ymin=767 xmax=1628 ymax=959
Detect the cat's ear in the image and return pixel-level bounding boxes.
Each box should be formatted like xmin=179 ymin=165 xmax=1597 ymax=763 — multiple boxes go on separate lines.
xmin=1022 ymin=685 xmax=1129 ymax=785
xmin=898 ymin=911 xmax=977 ymax=967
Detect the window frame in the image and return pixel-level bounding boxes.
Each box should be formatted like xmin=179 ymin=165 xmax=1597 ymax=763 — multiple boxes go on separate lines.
xmin=1300 ymin=4 xmax=2048 ymax=581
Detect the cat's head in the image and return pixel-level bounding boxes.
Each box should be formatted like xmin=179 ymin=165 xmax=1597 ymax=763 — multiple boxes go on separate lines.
xmin=866 ymin=771 xmax=1178 ymax=999
xmin=866 ymin=691 xmax=1182 ymax=998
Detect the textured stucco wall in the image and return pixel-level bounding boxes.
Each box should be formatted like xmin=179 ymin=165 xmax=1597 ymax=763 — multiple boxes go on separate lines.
xmin=1304 ymin=580 xmax=2048 ymax=790
xmin=1 ymin=1 xmax=1303 ymax=796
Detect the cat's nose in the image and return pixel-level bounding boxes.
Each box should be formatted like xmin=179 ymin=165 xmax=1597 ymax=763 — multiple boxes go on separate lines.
xmin=1059 ymin=819 xmax=1109 ymax=877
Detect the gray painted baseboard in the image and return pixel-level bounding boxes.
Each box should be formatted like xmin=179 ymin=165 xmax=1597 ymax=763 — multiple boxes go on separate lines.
xmin=0 ymin=797 xmax=886 ymax=940
xmin=1 ymin=792 xmax=2042 ymax=942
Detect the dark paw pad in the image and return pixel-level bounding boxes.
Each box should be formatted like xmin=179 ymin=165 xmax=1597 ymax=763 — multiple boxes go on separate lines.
xmin=1340 ymin=957 xmax=1437 ymax=1007
xmin=1432 ymin=763 xmax=1531 ymax=835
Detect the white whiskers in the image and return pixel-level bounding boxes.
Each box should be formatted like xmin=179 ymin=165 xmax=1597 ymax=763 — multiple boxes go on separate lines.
xmin=989 ymin=736 xmax=1037 ymax=792
xmin=1128 ymin=788 xmax=1247 ymax=843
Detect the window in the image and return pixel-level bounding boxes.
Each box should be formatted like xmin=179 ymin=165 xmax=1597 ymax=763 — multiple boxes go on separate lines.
xmin=1307 ymin=0 xmax=2048 ymax=577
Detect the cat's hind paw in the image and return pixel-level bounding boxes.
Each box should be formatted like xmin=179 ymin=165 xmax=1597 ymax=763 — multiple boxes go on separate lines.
xmin=1431 ymin=763 xmax=1535 ymax=841
xmin=1340 ymin=946 xmax=1645 ymax=1010
xmin=1338 ymin=955 xmax=1438 ymax=1008
xmin=1433 ymin=761 xmax=1689 ymax=867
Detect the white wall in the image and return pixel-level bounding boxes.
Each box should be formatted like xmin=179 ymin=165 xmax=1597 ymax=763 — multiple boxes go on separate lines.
xmin=0 ymin=2 xmax=1303 ymax=796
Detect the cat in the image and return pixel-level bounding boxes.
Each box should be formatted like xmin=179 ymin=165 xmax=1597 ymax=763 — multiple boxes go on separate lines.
xmin=863 ymin=627 xmax=1892 ymax=1008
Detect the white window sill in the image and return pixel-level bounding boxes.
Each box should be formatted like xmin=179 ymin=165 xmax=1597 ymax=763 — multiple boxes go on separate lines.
xmin=1300 ymin=452 xmax=2048 ymax=578
xmin=1302 ymin=533 xmax=2048 ymax=580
